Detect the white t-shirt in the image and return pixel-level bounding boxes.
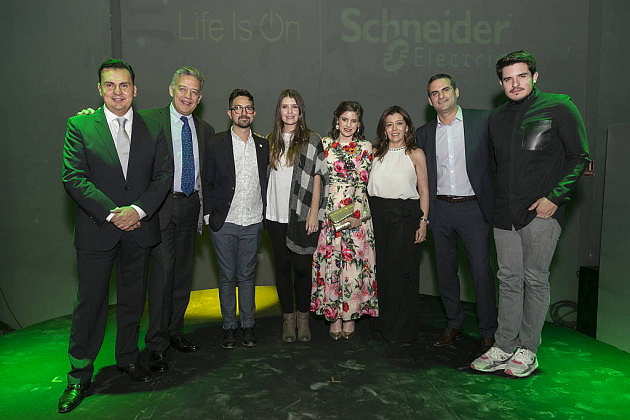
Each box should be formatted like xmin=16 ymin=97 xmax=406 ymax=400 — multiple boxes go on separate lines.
xmin=265 ymin=133 xmax=294 ymax=223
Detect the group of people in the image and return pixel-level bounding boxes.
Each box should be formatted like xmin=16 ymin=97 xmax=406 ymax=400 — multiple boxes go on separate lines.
xmin=58 ymin=49 xmax=590 ymax=414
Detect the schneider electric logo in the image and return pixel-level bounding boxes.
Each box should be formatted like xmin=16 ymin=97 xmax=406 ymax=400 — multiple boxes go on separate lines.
xmin=383 ymin=39 xmax=410 ymax=72
xmin=341 ymin=8 xmax=511 ymax=72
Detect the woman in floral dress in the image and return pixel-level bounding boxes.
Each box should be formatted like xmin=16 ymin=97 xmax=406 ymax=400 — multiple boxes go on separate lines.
xmin=311 ymin=101 xmax=378 ymax=340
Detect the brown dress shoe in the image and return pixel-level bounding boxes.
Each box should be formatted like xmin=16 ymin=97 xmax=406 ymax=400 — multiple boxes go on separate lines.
xmin=480 ymin=336 xmax=495 ymax=352
xmin=433 ymin=328 xmax=463 ymax=347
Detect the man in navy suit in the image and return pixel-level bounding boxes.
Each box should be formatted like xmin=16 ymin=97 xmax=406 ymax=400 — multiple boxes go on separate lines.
xmin=59 ymin=59 xmax=170 ymax=413
xmin=141 ymin=67 xmax=214 ymax=371
xmin=203 ymin=89 xmax=269 ymax=349
xmin=416 ymin=74 xmax=497 ymax=351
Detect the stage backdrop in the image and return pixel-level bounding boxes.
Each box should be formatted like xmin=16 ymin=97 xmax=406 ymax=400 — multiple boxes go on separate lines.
xmin=119 ymin=0 xmax=589 ymax=306
xmin=3 ymin=0 xmax=628 ymax=354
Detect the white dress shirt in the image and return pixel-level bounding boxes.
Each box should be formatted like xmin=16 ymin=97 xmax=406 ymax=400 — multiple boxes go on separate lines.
xmin=102 ymin=106 xmax=146 ymax=220
xmin=435 ymin=106 xmax=475 ymax=196
xmin=224 ymin=127 xmax=263 ymax=226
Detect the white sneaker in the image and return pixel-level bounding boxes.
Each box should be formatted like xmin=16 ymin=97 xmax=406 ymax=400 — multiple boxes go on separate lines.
xmin=505 ymin=348 xmax=538 ymax=377
xmin=470 ymin=346 xmax=514 ymax=372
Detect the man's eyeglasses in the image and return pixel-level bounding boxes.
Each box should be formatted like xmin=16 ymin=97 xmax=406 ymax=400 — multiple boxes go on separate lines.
xmin=229 ymin=105 xmax=255 ymax=114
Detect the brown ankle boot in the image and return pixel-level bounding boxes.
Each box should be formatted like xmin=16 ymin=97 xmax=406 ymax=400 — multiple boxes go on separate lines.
xmin=282 ymin=313 xmax=296 ymax=343
xmin=296 ymin=311 xmax=311 ymax=342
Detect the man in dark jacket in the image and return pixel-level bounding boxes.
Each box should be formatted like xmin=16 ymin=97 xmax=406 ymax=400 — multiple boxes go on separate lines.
xmin=203 ymin=89 xmax=269 ymax=349
xmin=471 ymin=50 xmax=590 ymax=377
xmin=142 ymin=66 xmax=214 ymax=371
xmin=59 ymin=59 xmax=171 ymax=413
xmin=416 ymin=74 xmax=497 ymax=351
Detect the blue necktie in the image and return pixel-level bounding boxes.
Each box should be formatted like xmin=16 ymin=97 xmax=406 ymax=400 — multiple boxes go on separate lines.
xmin=180 ymin=116 xmax=195 ymax=196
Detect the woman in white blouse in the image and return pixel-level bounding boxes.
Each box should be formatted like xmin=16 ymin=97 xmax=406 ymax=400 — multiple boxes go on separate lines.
xmin=368 ymin=105 xmax=429 ymax=343
xmin=265 ymin=89 xmax=322 ymax=343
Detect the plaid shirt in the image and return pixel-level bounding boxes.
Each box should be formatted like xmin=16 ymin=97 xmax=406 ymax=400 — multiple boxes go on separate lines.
xmin=286 ymin=133 xmax=324 ymax=254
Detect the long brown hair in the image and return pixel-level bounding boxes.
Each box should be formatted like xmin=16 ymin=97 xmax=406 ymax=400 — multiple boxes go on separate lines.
xmin=268 ymin=89 xmax=311 ymax=169
xmin=374 ymin=105 xmax=417 ymax=160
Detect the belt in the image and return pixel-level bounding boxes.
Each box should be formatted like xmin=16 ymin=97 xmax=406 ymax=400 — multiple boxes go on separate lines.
xmin=436 ymin=195 xmax=477 ymax=203
xmin=172 ymin=191 xmax=199 ymax=199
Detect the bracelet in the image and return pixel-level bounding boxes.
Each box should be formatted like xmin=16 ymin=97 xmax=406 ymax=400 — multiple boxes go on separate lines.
xmin=420 ymin=217 xmax=429 ymax=225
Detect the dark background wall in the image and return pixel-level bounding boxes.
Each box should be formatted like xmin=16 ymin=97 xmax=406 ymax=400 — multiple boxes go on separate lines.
xmin=1 ymin=0 xmax=628 ymax=350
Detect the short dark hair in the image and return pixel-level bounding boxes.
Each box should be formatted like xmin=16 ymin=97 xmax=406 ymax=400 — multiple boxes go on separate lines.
xmin=228 ymin=88 xmax=254 ymax=107
xmin=329 ymin=101 xmax=365 ymax=140
xmin=98 ymin=58 xmax=135 ymax=83
xmin=426 ymin=73 xmax=457 ymax=96
xmin=496 ymin=50 xmax=537 ymax=80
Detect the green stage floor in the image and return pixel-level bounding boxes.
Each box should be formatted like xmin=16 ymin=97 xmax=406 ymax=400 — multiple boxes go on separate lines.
xmin=1 ymin=294 xmax=629 ymax=419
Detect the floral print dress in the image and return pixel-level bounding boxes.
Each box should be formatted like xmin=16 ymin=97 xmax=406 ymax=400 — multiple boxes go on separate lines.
xmin=311 ymin=137 xmax=378 ymax=321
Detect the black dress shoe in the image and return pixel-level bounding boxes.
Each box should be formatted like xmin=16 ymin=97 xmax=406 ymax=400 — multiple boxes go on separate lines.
xmin=433 ymin=328 xmax=464 ymax=347
xmin=241 ymin=327 xmax=256 ymax=348
xmin=170 ymin=335 xmax=199 ymax=353
xmin=221 ymin=328 xmax=237 ymax=349
xmin=58 ymin=383 xmax=89 ymax=414
xmin=149 ymin=351 xmax=169 ymax=373
xmin=118 ymin=363 xmax=151 ymax=382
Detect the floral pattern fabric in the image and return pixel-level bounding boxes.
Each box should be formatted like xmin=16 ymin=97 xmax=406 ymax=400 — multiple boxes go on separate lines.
xmin=311 ymin=137 xmax=378 ymax=321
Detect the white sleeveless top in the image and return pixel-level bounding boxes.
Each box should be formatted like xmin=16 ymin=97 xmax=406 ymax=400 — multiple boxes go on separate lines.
xmin=368 ymin=147 xmax=419 ymax=199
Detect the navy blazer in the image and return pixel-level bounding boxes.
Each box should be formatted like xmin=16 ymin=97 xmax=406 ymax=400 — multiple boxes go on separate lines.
xmin=202 ymin=129 xmax=269 ymax=232
xmin=140 ymin=106 xmax=215 ymax=232
xmin=62 ymin=107 xmax=172 ymax=250
xmin=415 ymin=108 xmax=494 ymax=224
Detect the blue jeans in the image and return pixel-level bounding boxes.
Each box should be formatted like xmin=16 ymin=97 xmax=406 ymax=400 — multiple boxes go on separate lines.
xmin=211 ymin=222 xmax=262 ymax=329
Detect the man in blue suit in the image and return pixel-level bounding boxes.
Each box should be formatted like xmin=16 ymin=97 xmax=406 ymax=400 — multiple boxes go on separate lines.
xmin=416 ymin=74 xmax=497 ymax=351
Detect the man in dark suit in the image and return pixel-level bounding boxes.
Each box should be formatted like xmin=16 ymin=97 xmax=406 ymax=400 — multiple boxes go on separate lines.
xmin=203 ymin=89 xmax=268 ymax=349
xmin=59 ymin=59 xmax=171 ymax=413
xmin=141 ymin=66 xmax=214 ymax=372
xmin=416 ymin=73 xmax=497 ymax=351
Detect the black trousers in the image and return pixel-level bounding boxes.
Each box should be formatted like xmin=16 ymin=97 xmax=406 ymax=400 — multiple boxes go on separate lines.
xmin=68 ymin=236 xmax=149 ymax=384
xmin=265 ymin=220 xmax=312 ymax=313
xmin=146 ymin=193 xmax=200 ymax=352
xmin=369 ymin=197 xmax=421 ymax=342
xmin=430 ymin=198 xmax=497 ymax=337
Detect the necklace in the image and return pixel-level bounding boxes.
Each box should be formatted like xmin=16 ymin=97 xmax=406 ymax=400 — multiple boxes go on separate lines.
xmin=389 ymin=145 xmax=405 ymax=151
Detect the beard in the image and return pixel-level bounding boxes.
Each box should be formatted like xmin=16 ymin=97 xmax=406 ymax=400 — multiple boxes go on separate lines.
xmin=234 ymin=117 xmax=252 ymax=129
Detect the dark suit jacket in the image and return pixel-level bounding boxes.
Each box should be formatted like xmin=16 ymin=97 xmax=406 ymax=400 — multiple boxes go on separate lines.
xmin=62 ymin=107 xmax=171 ymax=250
xmin=202 ymin=130 xmax=269 ymax=232
xmin=415 ymin=108 xmax=494 ymax=223
xmin=140 ymin=106 xmax=215 ymax=232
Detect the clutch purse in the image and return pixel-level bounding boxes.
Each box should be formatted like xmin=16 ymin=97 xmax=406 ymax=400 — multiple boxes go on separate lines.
xmin=328 ymin=204 xmax=355 ymax=232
